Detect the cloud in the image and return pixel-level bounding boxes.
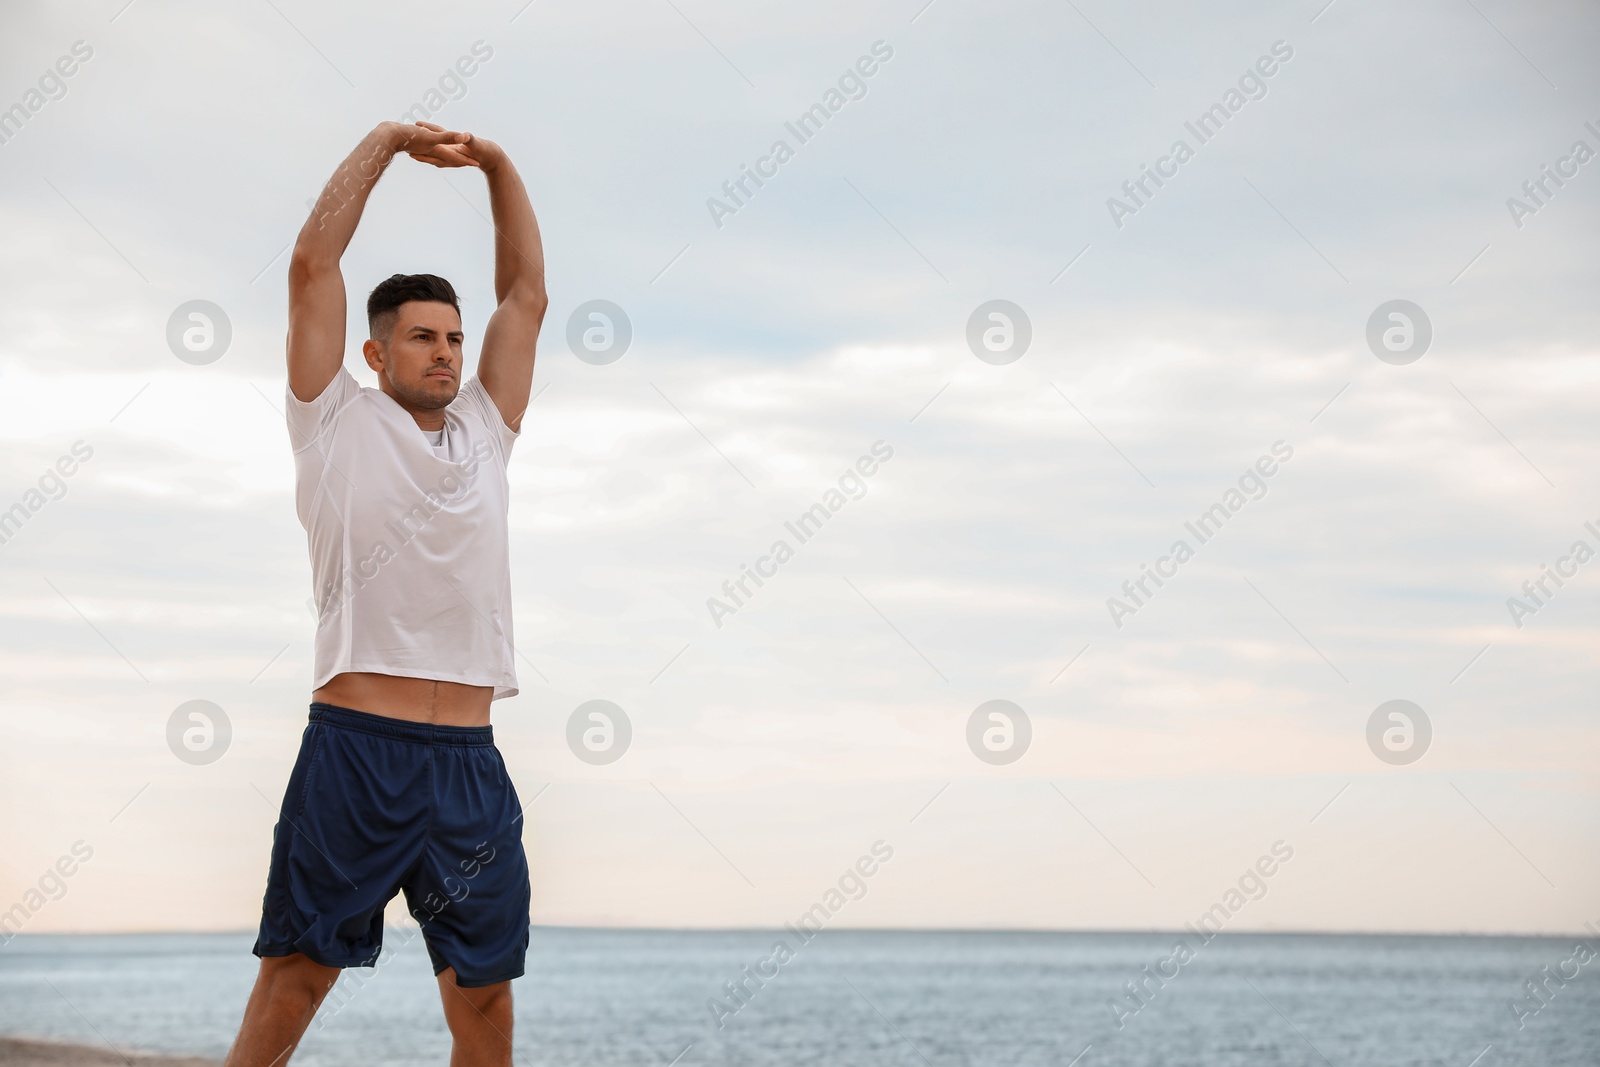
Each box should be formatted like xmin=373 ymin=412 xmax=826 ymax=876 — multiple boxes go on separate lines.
xmin=0 ymin=0 xmax=1596 ymax=935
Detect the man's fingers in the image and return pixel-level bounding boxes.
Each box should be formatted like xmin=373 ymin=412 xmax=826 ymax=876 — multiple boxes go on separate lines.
xmin=406 ymin=145 xmax=480 ymax=169
xmin=434 ymin=152 xmax=482 ymax=168
xmin=395 ymin=122 xmax=476 ymax=167
xmin=401 ymin=124 xmax=470 ymax=150
xmin=415 ymin=142 xmax=472 ymax=159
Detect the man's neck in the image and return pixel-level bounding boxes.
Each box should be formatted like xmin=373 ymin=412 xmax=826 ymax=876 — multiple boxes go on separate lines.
xmin=377 ymin=382 xmax=447 ymax=431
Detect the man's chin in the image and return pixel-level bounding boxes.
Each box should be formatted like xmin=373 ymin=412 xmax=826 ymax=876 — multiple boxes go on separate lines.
xmin=397 ymin=380 xmax=459 ymax=410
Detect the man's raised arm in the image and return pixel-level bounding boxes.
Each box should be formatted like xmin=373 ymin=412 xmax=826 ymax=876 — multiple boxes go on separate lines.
xmin=287 ymin=122 xmax=468 ymax=402
xmin=451 ymin=135 xmax=548 ymax=433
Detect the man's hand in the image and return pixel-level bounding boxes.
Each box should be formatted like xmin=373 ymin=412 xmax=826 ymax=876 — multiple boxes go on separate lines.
xmin=398 ymin=121 xmax=505 ymax=171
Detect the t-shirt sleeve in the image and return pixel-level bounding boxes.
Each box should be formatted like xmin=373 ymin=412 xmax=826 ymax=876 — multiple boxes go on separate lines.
xmin=285 ymin=366 xmax=360 ymax=453
xmin=455 ymin=374 xmax=520 ymax=462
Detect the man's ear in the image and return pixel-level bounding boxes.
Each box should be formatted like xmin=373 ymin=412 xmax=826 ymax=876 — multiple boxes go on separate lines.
xmin=362 ymin=338 xmax=385 ymax=373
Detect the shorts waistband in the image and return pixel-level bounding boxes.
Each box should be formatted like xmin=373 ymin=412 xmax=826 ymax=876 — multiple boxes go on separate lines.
xmin=308 ymin=703 xmax=494 ymax=747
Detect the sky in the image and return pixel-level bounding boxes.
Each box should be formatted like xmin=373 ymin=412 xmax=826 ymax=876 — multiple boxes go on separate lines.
xmin=0 ymin=0 xmax=1597 ymax=938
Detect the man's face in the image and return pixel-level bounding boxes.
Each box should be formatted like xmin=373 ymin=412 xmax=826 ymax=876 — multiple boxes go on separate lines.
xmin=369 ymin=300 xmax=464 ymax=411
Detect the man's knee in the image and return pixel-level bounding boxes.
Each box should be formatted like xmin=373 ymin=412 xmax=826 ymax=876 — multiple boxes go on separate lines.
xmin=468 ymin=982 xmax=511 ymax=1014
xmin=441 ymin=973 xmax=512 ymax=1027
xmin=260 ymin=954 xmax=341 ymax=1012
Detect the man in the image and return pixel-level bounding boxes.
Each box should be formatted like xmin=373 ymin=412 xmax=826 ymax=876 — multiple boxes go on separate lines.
xmin=224 ymin=120 xmax=547 ymax=1067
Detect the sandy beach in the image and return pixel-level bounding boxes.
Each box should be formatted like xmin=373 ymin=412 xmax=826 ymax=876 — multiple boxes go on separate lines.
xmin=0 ymin=1039 xmax=217 ymax=1067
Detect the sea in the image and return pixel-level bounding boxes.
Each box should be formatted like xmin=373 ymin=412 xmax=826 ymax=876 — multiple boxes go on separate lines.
xmin=1 ymin=929 xmax=1596 ymax=1066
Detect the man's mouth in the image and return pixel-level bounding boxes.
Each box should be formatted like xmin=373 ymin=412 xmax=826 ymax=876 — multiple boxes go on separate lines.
xmin=427 ymin=370 xmax=454 ymax=380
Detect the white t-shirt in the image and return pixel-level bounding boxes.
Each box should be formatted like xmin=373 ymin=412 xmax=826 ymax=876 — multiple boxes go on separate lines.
xmin=286 ymin=366 xmax=520 ymax=700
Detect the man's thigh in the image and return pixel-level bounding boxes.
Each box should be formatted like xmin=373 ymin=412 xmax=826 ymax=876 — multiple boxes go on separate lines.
xmin=254 ymin=712 xmax=433 ymax=968
xmin=404 ymin=739 xmax=530 ymax=987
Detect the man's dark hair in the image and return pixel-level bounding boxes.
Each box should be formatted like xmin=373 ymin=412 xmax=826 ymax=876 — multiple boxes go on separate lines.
xmin=367 ymin=273 xmax=461 ymax=341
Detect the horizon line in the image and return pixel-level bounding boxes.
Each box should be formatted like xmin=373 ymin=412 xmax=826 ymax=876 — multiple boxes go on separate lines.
xmin=5 ymin=923 xmax=1595 ymax=942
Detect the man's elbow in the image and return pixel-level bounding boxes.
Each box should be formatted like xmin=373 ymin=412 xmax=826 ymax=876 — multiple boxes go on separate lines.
xmin=504 ymin=282 xmax=549 ymax=321
xmin=288 ymin=245 xmax=338 ymax=289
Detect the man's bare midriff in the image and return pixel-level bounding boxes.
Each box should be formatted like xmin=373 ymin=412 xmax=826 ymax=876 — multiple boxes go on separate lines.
xmin=313 ymin=672 xmax=492 ymax=726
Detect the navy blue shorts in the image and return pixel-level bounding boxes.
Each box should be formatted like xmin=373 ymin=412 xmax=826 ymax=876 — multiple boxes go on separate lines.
xmin=253 ymin=703 xmax=530 ymax=987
